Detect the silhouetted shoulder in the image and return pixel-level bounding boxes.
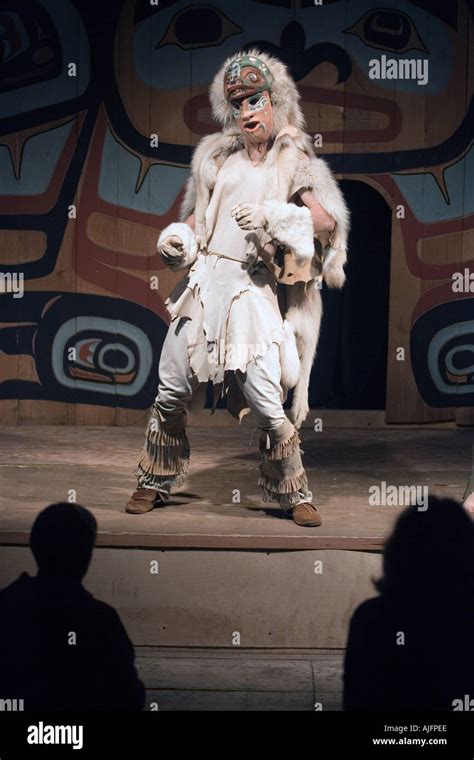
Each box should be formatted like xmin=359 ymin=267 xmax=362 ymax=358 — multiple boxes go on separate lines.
xmin=0 ymin=572 xmax=35 ymax=601
xmin=85 ymin=598 xmax=136 ymax=650
xmin=347 ymin=596 xmax=390 ymax=635
xmin=350 ymin=596 xmax=383 ymax=619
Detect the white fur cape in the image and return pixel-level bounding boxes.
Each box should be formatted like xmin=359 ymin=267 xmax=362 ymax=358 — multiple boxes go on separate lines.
xmin=178 ymin=126 xmax=350 ymax=427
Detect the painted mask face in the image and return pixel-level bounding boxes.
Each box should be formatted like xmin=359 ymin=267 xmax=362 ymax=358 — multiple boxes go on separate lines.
xmin=232 ymin=92 xmax=274 ymax=143
xmin=224 ymin=55 xmax=274 ymax=143
xmin=224 ymin=60 xmax=272 ymax=101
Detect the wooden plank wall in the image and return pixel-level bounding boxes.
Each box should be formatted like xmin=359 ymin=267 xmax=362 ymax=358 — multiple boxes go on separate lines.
xmin=0 ymin=0 xmax=472 ymax=425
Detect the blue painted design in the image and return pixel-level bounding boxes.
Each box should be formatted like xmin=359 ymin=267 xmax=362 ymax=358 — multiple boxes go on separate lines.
xmin=294 ymin=0 xmax=451 ymax=94
xmin=411 ymin=300 xmax=474 ymax=407
xmin=133 ymin=0 xmax=289 ymax=90
xmin=0 ymin=0 xmax=90 ymax=118
xmin=392 ymin=145 xmax=474 ymax=222
xmin=98 ymin=127 xmax=189 ymax=214
xmin=0 ymin=122 xmax=73 ymax=195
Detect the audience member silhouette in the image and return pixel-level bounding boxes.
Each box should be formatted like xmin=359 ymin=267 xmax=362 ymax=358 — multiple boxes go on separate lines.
xmin=344 ymin=496 xmax=474 ymax=711
xmin=0 ymin=502 xmax=145 ymax=711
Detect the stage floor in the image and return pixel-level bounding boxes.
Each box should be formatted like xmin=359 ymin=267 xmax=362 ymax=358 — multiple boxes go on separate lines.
xmin=0 ymin=425 xmax=471 ymax=551
xmin=0 ymin=424 xmax=473 ymax=551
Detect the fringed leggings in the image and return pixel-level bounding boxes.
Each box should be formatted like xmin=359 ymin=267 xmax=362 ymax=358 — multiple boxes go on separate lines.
xmin=136 ymin=318 xmax=312 ymax=507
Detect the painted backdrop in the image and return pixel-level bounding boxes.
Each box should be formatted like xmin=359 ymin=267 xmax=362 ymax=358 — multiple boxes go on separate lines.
xmin=0 ymin=0 xmax=472 ymax=424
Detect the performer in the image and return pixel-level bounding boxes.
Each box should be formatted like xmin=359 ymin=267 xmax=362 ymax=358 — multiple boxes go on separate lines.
xmin=126 ymin=50 xmax=350 ymax=527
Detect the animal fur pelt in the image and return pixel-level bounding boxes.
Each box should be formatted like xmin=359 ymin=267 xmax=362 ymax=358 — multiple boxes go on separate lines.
xmin=285 ymin=281 xmax=323 ymax=429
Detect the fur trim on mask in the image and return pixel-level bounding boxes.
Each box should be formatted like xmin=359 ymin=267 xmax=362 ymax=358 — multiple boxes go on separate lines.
xmin=209 ymin=48 xmax=306 ymax=138
xmin=263 ymin=200 xmax=314 ymax=264
xmin=157 ymin=222 xmax=198 ymax=271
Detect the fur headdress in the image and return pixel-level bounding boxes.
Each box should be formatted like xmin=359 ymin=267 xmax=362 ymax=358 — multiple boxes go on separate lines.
xmin=209 ymin=47 xmax=306 ymax=137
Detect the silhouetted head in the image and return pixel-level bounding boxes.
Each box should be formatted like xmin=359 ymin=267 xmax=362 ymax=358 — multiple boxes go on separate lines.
xmin=30 ymin=502 xmax=97 ymax=582
xmin=375 ymin=496 xmax=474 ymax=606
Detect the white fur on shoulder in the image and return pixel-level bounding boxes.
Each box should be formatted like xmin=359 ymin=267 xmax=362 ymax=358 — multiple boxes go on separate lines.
xmin=157 ymin=222 xmax=198 ymax=271
xmin=263 ymin=200 xmax=314 ymax=264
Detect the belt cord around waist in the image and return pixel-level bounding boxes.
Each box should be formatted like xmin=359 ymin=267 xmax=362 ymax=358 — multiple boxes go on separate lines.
xmin=203 ymin=249 xmax=252 ymax=266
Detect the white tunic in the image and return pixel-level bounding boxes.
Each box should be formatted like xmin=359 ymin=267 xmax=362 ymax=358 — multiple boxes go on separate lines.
xmin=166 ymin=149 xmax=285 ymax=384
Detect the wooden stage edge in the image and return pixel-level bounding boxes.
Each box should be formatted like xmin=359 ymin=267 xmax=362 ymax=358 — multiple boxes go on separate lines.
xmin=0 ymin=530 xmax=383 ymax=552
xmin=0 ymin=409 xmax=469 ymax=430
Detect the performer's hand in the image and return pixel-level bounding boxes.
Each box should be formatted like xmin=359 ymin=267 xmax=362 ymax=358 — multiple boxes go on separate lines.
xmin=158 ymin=235 xmax=186 ymax=270
xmin=320 ymin=225 xmax=345 ymax=288
xmin=231 ymin=202 xmax=267 ymax=231
xmin=323 ymin=248 xmax=346 ymax=288
xmin=290 ymin=398 xmax=309 ymax=431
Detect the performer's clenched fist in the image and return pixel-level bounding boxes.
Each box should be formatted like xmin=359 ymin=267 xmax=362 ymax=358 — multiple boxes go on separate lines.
xmin=231 ymin=202 xmax=267 ymax=230
xmin=157 ymin=222 xmax=198 ymax=271
xmin=159 ymin=235 xmax=185 ymax=268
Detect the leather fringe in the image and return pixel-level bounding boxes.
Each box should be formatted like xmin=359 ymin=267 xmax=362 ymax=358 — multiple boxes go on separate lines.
xmin=260 ymin=429 xmax=301 ymax=461
xmin=258 ymin=469 xmax=309 ymax=506
xmin=135 ymin=466 xmax=188 ymax=491
xmin=136 ymin=426 xmax=190 ymax=489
